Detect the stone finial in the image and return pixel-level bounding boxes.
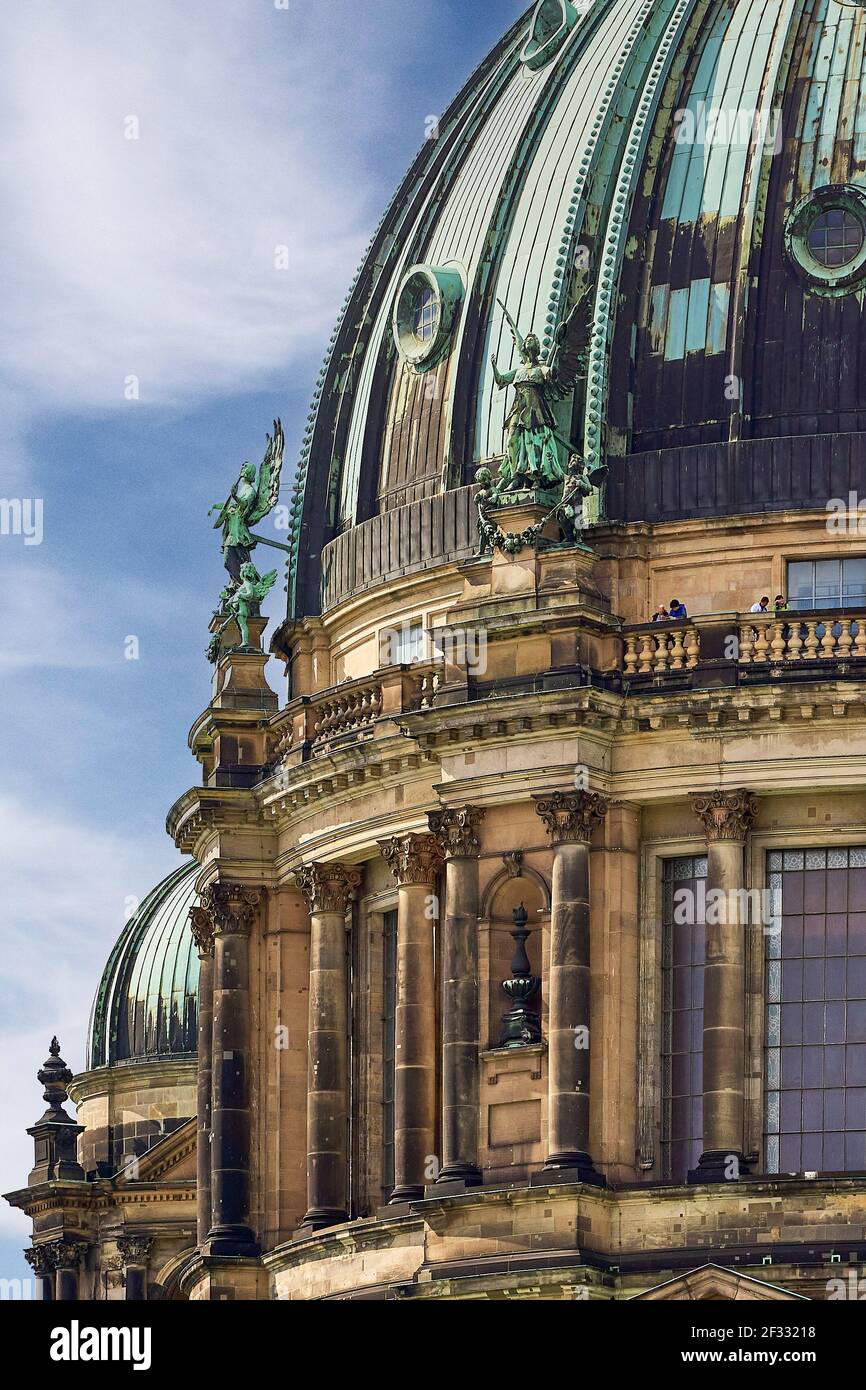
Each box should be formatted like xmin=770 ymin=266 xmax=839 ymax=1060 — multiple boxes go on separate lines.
xmin=378 ymin=833 xmax=444 ymax=887
xmin=295 ymin=863 xmax=363 ymax=915
xmin=428 ymin=806 xmax=485 ymax=859
xmin=188 ymin=905 xmax=215 ymax=958
xmin=534 ymin=790 xmax=608 ymax=844
xmin=27 ymin=1040 xmax=86 ymax=1186
xmin=499 ymin=903 xmax=541 ymax=1048
xmin=691 ymin=789 xmax=759 ymax=842
xmin=36 ymin=1037 xmax=74 ymax=1120
xmin=198 ymin=881 xmax=263 ymax=937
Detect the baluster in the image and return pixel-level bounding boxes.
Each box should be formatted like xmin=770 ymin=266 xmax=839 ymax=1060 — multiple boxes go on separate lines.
xmin=753 ymin=620 xmax=770 ymax=662
xmin=686 ymin=626 xmax=700 ymax=669
xmin=787 ymin=620 xmax=802 ymax=661
xmin=803 ymin=620 xmax=820 ymax=660
xmin=854 ymin=621 xmax=866 ymax=658
xmin=770 ymin=621 xmax=785 ymax=663
xmin=638 ymin=632 xmax=654 ymax=673
xmin=624 ymin=634 xmax=639 ymax=676
xmin=670 ymin=628 xmax=686 ymax=670
xmin=838 ymin=618 xmax=853 ymax=660
xmin=654 ymin=634 xmax=669 ymax=673
xmin=738 ymin=621 xmax=753 ymax=664
xmin=819 ymin=622 xmax=837 ymax=659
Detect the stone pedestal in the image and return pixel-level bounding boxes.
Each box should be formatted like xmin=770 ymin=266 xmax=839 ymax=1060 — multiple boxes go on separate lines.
xmin=296 ymin=863 xmax=362 ymax=1229
xmin=429 ymin=807 xmax=485 ymax=1187
xmin=379 ymin=834 xmax=443 ymax=1201
xmin=688 ymin=789 xmax=759 ymax=1184
xmin=534 ymin=792 xmax=608 ymax=1185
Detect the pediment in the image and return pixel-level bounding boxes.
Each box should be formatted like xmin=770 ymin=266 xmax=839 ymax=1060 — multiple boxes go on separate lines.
xmin=114 ymin=1117 xmax=197 ymax=1185
xmin=632 ymin=1264 xmax=808 ymax=1302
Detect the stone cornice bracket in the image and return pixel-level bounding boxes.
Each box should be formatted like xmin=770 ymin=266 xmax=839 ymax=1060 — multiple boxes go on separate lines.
xmin=188 ymin=905 xmax=215 ymax=959
xmin=691 ymin=789 xmax=759 ymax=842
xmin=198 ymin=881 xmax=263 ymax=937
xmin=534 ymin=791 xmax=609 ymax=844
xmin=378 ymin=833 xmax=444 ymax=887
xmin=428 ymin=806 xmax=486 ymax=859
xmin=116 ymin=1235 xmax=153 ymax=1265
xmin=295 ymin=863 xmax=363 ymax=915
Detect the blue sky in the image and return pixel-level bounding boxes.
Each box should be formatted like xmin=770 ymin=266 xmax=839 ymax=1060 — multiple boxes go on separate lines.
xmin=0 ymin=0 xmax=528 ymax=1291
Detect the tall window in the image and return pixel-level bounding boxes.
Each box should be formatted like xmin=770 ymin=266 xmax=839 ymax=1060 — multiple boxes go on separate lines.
xmin=766 ymin=849 xmax=866 ymax=1174
xmin=382 ymin=909 xmax=398 ymax=1199
xmin=662 ymin=856 xmax=707 ymax=1181
xmin=787 ymin=558 xmax=866 ymax=610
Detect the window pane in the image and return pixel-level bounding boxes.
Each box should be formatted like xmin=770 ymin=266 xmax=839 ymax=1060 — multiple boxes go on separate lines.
xmin=662 ymin=857 xmax=705 ymax=1180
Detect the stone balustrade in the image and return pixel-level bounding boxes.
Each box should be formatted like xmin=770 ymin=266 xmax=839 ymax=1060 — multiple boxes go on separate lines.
xmin=272 ymin=662 xmax=441 ymax=761
xmin=623 ymin=621 xmax=700 ymax=676
xmin=738 ymin=611 xmax=866 ymax=664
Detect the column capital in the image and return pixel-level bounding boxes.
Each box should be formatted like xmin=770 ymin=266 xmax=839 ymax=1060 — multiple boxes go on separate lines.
xmin=54 ymin=1240 xmax=90 ymax=1270
xmin=24 ymin=1243 xmax=60 ymax=1278
xmin=188 ymin=905 xmax=214 ymax=958
xmin=378 ymin=833 xmax=443 ymax=886
xmin=428 ymin=806 xmax=485 ymax=858
xmin=534 ymin=791 xmax=609 ymax=844
xmin=691 ymin=788 xmax=759 ymax=842
xmin=116 ymin=1235 xmax=153 ymax=1265
xmin=198 ymin=881 xmax=263 ymax=937
xmin=295 ymin=862 xmax=362 ymax=915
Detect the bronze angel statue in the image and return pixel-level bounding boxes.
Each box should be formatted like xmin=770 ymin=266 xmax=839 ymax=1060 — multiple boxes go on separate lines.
xmin=210 ymin=419 xmax=285 ymax=586
xmin=490 ymin=270 xmax=592 ymax=497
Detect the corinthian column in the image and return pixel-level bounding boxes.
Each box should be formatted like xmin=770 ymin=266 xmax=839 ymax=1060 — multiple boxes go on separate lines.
xmin=202 ymin=881 xmax=262 ymax=1256
xmin=428 ymin=806 xmax=485 ymax=1187
xmin=689 ymin=789 xmax=759 ymax=1183
xmin=295 ymin=862 xmax=362 ymax=1229
xmin=534 ymin=791 xmax=608 ymax=1185
xmin=189 ymin=904 xmax=214 ymax=1248
xmin=379 ymin=833 xmax=443 ymax=1201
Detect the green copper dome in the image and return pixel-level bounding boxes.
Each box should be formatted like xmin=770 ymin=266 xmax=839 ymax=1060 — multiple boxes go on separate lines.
xmin=87 ymin=861 xmax=200 ymax=1069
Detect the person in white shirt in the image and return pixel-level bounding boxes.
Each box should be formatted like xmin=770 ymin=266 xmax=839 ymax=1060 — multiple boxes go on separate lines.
xmin=750 ymin=596 xmax=770 ymax=613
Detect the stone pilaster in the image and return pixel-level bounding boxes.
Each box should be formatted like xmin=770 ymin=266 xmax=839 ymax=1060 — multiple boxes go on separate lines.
xmin=53 ymin=1240 xmax=89 ymax=1302
xmin=533 ymin=791 xmax=608 ymax=1185
xmin=379 ymin=833 xmax=443 ymax=1201
xmin=189 ymin=905 xmax=215 ymax=1248
xmin=428 ymin=807 xmax=485 ymax=1188
xmin=295 ymin=862 xmax=363 ymax=1229
xmin=689 ymin=789 xmax=759 ymax=1183
xmin=201 ymin=881 xmax=262 ymax=1256
xmin=117 ymin=1235 xmax=153 ymax=1301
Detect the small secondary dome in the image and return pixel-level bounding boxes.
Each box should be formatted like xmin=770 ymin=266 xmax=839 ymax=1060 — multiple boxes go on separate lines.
xmin=87 ymin=861 xmax=199 ymax=1069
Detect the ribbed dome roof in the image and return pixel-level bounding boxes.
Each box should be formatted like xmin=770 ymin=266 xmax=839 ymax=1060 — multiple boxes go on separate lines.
xmin=87 ymin=862 xmax=199 ymax=1069
xmin=288 ymin=0 xmax=866 ymax=619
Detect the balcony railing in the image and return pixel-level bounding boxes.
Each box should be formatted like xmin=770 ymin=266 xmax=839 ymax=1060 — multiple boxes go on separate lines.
xmin=273 ymin=661 xmax=440 ymax=762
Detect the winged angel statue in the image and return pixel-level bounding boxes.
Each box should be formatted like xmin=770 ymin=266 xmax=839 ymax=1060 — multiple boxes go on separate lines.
xmin=490 ymin=270 xmax=592 ymax=497
xmin=210 ymin=419 xmax=285 ymax=586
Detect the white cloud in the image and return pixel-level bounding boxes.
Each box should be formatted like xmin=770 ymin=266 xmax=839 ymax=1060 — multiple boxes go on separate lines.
xmin=0 ymin=0 xmax=435 ymax=414
xmin=0 ymin=792 xmax=179 ymax=1231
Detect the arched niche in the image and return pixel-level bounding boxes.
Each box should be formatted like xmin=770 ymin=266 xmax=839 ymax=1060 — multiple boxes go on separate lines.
xmin=482 ymin=869 xmax=549 ymax=1049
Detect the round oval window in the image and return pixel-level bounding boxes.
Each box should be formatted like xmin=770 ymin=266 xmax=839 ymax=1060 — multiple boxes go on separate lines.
xmin=392 ymin=265 xmax=463 ymax=370
xmin=785 ymin=185 xmax=866 ymax=294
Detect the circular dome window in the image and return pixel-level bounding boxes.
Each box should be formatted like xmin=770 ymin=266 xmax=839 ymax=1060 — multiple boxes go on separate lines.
xmin=392 ymin=264 xmax=464 ymax=371
xmin=520 ymin=0 xmax=579 ymax=71
xmin=784 ymin=185 xmax=866 ymax=294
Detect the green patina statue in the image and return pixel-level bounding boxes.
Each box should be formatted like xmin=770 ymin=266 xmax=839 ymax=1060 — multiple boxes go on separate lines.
xmin=207 ymin=562 xmax=278 ymax=663
xmin=210 ymin=419 xmax=285 ymax=585
xmin=490 ymin=271 xmax=592 ymax=499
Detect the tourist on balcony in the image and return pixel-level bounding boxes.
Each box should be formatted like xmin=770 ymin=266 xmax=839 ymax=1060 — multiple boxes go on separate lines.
xmin=774 ymin=595 xmax=789 ymax=611
xmin=750 ymin=596 xmax=770 ymax=613
xmin=651 ymin=604 xmax=669 ymax=622
xmin=668 ymin=599 xmax=688 ymax=620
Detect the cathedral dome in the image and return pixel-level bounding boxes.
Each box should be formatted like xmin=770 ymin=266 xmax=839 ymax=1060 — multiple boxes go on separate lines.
xmin=288 ymin=0 xmax=866 ymax=620
xmin=87 ymin=861 xmax=199 ymax=1069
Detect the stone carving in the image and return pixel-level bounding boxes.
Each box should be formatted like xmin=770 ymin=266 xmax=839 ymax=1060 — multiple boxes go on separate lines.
xmin=188 ymin=905 xmax=215 ymax=958
xmin=295 ymin=863 xmax=363 ymax=915
xmin=198 ymin=882 xmax=263 ymax=937
xmin=210 ymin=420 xmax=284 ymax=588
xmin=24 ymin=1244 xmax=61 ymax=1278
xmin=428 ymin=806 xmax=486 ymax=858
xmin=691 ymin=789 xmax=759 ymax=842
xmin=207 ymin=562 xmax=278 ymax=662
xmin=534 ymin=790 xmax=608 ymax=844
xmin=499 ymin=904 xmax=541 ymax=1048
xmin=378 ymin=833 xmax=443 ymax=887
xmin=116 ymin=1235 xmax=153 ymax=1265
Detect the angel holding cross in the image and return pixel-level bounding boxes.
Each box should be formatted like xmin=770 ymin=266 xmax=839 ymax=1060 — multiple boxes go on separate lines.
xmin=490 ymin=271 xmax=591 ymax=497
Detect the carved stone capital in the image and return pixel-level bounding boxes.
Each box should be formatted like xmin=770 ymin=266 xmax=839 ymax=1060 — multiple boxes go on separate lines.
xmin=116 ymin=1235 xmax=153 ymax=1266
xmin=199 ymin=881 xmax=263 ymax=937
xmin=25 ymin=1244 xmax=60 ymax=1278
xmin=295 ymin=862 xmax=362 ymax=915
xmin=378 ymin=833 xmax=443 ymax=887
xmin=691 ymin=789 xmax=759 ymax=842
xmin=188 ymin=905 xmax=214 ymax=958
xmin=534 ymin=791 xmax=608 ymax=844
xmin=46 ymin=1239 xmax=89 ymax=1270
xmin=428 ymin=806 xmax=485 ymax=859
